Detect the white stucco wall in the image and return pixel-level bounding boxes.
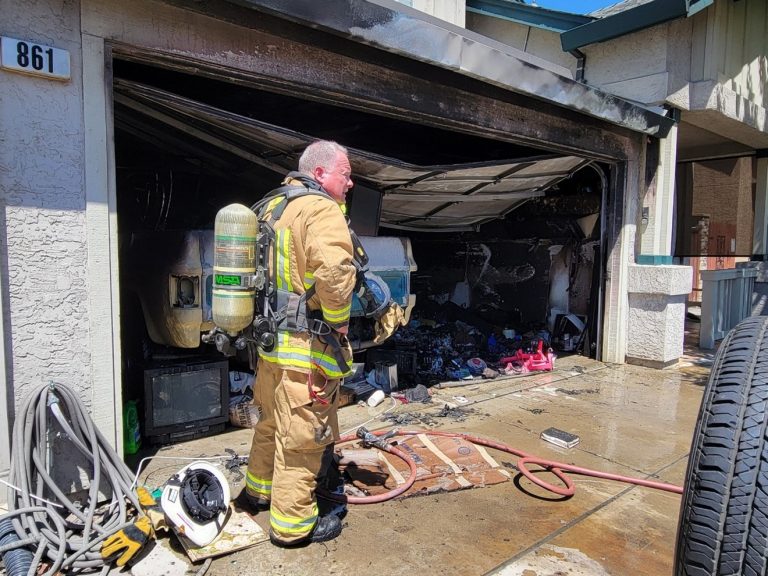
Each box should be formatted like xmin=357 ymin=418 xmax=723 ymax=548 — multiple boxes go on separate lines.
xmin=587 ymin=0 xmax=767 ymax=144
xmin=0 ymin=2 xmax=91 ymax=405
xmin=466 ymin=13 xmax=577 ymax=78
xmin=683 ymin=0 xmax=768 ymax=148
xmin=640 ymin=124 xmax=678 ymax=257
xmin=398 ymin=0 xmax=467 ymax=27
xmin=583 ymin=24 xmax=670 ymax=105
xmin=583 ymin=0 xmax=767 ymax=114
xmin=691 ymin=0 xmax=767 ymax=107
xmin=465 ymin=0 xmax=767 ymax=147
xmin=0 ymin=1 xmax=123 ymax=471
xmin=466 ymin=11 xmax=673 ymax=104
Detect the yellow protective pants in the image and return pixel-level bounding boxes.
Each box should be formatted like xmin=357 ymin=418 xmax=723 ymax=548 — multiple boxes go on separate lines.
xmin=246 ymin=359 xmax=340 ymax=544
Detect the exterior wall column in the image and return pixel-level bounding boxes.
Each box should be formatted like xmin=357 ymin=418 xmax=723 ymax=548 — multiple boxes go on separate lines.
xmin=753 ymin=153 xmax=768 ymax=259
xmin=640 ymin=123 xmax=678 ymax=262
xmin=627 ymin=122 xmax=693 ymax=367
xmin=0 ymin=264 xmax=10 ymax=499
xmin=1 ymin=1 xmax=101 ymax=496
xmin=626 ymin=265 xmax=693 ymax=367
xmin=742 ymin=153 xmax=768 ymax=316
xmin=83 ymin=34 xmax=122 ymax=450
xmin=601 ymin=157 xmax=638 ymax=364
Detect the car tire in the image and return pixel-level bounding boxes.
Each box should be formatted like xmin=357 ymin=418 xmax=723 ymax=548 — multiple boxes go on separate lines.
xmin=676 ymin=315 xmax=768 ymax=576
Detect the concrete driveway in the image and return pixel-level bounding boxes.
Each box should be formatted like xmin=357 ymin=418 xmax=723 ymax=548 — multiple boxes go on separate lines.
xmin=130 ymin=347 xmax=711 ymax=576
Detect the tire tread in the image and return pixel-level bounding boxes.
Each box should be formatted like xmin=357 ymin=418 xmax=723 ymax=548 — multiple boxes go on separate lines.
xmin=676 ymin=316 xmax=768 ymax=576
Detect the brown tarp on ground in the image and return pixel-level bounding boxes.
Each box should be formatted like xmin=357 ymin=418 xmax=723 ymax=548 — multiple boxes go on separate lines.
xmin=340 ymin=433 xmax=511 ymax=498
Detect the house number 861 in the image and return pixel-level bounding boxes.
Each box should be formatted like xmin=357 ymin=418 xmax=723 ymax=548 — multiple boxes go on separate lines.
xmin=1 ymin=36 xmax=70 ymax=80
xmin=16 ymin=41 xmax=54 ymax=73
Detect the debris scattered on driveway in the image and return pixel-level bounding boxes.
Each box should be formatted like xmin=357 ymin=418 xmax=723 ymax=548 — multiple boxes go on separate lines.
xmin=435 ymin=404 xmax=471 ymax=421
xmin=556 ymin=387 xmax=598 ymax=396
xmin=401 ymin=384 xmax=432 ymax=403
xmin=382 ymin=412 xmax=437 ymax=427
xmin=224 ymin=448 xmax=248 ymax=482
xmin=524 ymin=407 xmax=546 ymax=415
xmin=540 ymin=427 xmax=580 ymax=449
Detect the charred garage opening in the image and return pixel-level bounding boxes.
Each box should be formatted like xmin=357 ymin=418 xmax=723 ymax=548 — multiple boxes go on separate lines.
xmin=102 ymin=0 xmax=673 ymax=443
xmin=113 ymin=56 xmax=604 ymax=432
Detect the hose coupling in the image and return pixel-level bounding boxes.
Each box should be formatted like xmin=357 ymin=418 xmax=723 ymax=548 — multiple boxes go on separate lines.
xmin=356 ymin=426 xmax=398 ymax=450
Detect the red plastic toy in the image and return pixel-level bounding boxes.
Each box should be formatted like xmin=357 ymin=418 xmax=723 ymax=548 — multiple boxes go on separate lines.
xmin=500 ymin=339 xmax=555 ymax=373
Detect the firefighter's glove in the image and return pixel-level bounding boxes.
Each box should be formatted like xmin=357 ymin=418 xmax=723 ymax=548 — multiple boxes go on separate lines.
xmin=137 ymin=486 xmax=168 ymax=532
xmin=100 ymin=516 xmax=153 ymax=566
xmin=373 ymin=302 xmax=407 ymax=344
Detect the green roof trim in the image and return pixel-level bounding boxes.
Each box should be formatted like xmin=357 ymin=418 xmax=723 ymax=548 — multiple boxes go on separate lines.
xmin=467 ymin=0 xmax=593 ymax=33
xmin=561 ymin=0 xmax=714 ymax=52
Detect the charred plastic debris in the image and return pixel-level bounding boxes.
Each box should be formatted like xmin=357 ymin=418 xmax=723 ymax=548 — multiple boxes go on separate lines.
xmin=225 ymin=296 xmax=588 ymax=425
xmin=222 ymin=233 xmax=596 ymax=419
xmin=342 ymin=299 xmax=587 ymax=408
xmin=339 ymin=225 xmax=597 ymax=408
xmin=344 ymin=320 xmax=552 ymax=408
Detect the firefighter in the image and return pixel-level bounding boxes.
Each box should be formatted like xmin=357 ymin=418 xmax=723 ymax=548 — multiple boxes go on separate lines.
xmin=244 ymin=140 xmax=356 ymax=546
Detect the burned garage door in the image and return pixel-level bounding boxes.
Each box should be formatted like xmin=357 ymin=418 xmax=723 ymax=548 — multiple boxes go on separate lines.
xmin=111 ymin=56 xmax=607 ymax=426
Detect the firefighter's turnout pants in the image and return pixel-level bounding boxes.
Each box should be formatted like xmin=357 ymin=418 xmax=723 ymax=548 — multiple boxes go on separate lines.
xmin=246 ymin=359 xmax=340 ymax=544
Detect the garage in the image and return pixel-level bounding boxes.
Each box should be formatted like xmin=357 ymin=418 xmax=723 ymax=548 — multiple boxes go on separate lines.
xmin=95 ymin=0 xmax=674 ymax=444
xmin=0 ymin=0 xmax=674 ymax=453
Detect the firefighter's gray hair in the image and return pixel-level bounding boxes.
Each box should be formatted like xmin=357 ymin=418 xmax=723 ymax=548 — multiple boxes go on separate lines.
xmin=298 ymin=140 xmax=348 ymax=175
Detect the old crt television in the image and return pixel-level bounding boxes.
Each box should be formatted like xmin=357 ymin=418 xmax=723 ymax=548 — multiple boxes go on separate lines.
xmin=143 ymin=360 xmax=229 ymax=444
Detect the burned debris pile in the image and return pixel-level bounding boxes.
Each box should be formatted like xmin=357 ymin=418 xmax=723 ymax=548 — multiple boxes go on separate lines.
xmin=345 ymin=300 xmax=581 ymax=406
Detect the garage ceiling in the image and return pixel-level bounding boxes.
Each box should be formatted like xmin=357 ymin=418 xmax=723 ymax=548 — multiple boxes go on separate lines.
xmin=114 ymin=79 xmax=592 ymax=232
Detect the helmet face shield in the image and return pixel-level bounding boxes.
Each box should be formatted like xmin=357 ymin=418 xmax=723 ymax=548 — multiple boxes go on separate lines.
xmin=357 ymin=272 xmax=391 ymax=318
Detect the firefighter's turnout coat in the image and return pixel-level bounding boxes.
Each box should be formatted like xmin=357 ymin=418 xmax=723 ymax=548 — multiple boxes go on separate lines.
xmin=258 ymin=178 xmax=356 ymax=378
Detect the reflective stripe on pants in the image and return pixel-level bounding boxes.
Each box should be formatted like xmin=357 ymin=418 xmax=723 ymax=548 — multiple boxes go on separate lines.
xmin=246 ymin=359 xmax=340 ymax=543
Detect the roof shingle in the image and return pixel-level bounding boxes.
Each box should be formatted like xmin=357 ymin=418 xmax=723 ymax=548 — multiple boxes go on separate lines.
xmin=589 ymin=0 xmax=655 ymax=18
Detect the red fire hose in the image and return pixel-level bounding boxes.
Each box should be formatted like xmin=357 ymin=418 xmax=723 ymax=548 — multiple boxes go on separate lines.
xmin=323 ymin=428 xmax=683 ymax=504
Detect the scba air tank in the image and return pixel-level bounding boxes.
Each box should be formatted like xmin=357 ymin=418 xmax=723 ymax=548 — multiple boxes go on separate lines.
xmin=212 ymin=203 xmax=258 ymax=335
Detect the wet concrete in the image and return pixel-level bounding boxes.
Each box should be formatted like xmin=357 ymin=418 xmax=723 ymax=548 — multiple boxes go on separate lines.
xmin=131 ymin=351 xmax=710 ymax=576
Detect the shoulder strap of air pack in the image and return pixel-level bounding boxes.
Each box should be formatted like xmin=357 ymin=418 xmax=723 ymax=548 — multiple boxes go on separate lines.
xmin=249 ymin=172 xmax=333 ymax=223
xmin=252 ymin=172 xmax=370 ymax=297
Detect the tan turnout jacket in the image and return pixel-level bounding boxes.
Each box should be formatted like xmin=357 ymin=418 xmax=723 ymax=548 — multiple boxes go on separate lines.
xmin=258 ymin=179 xmax=356 ymax=378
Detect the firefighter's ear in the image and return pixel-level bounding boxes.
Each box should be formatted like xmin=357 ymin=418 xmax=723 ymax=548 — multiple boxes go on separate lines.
xmin=313 ymin=165 xmax=328 ymax=184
